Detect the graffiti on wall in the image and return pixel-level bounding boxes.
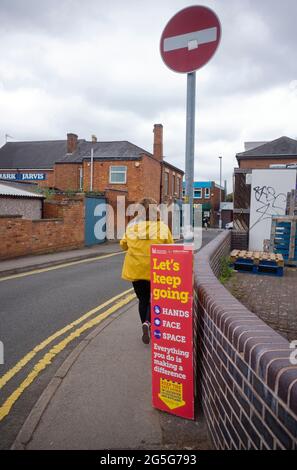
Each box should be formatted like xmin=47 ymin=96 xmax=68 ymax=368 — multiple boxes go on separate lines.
xmin=250 ymin=185 xmax=287 ymax=230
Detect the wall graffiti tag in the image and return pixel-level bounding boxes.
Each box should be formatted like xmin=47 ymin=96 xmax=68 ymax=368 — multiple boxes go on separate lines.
xmin=250 ymin=185 xmax=287 ymax=230
xmin=249 ymin=169 xmax=297 ymax=251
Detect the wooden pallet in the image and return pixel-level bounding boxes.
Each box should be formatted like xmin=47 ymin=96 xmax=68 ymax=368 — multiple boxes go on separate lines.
xmin=230 ymin=249 xmax=284 ymax=276
xmin=230 ymin=249 xmax=284 ymax=267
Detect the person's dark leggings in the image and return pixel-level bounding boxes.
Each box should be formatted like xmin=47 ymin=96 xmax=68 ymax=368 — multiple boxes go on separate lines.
xmin=132 ymin=280 xmax=151 ymax=324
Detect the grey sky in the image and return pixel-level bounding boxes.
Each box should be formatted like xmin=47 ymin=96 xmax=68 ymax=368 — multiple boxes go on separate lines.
xmin=0 ymin=0 xmax=297 ymax=189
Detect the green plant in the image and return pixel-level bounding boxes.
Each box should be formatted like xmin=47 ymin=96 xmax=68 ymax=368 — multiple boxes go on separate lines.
xmin=33 ymin=187 xmax=57 ymax=199
xmin=219 ymin=256 xmax=234 ymax=284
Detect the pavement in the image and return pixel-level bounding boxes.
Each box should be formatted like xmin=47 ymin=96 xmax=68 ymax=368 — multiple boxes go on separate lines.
xmin=3 ymin=232 xmax=219 ymax=450
xmin=0 ymin=242 xmax=122 ymax=278
xmin=12 ymin=301 xmax=211 ymax=450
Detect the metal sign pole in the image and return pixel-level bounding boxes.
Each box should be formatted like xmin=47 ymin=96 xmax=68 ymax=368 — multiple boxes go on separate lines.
xmin=185 ymin=71 xmax=196 ymax=236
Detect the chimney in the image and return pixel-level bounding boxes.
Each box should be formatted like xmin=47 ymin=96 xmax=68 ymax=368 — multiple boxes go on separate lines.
xmin=67 ymin=133 xmax=78 ymax=153
xmin=92 ymin=135 xmax=97 ymax=143
xmin=153 ymin=124 xmax=163 ymax=161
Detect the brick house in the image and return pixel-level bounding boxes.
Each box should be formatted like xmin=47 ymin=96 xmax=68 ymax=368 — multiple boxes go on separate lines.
xmin=234 ymin=136 xmax=297 ymax=231
xmin=0 ymin=124 xmax=183 ymax=207
xmin=236 ymin=136 xmax=297 ymax=169
xmin=183 ymin=181 xmax=225 ymax=227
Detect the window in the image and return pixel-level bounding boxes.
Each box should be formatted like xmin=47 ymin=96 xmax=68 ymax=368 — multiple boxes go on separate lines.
xmin=109 ymin=166 xmax=127 ymax=184
xmin=172 ymin=175 xmax=175 ymax=194
xmin=194 ymin=188 xmax=202 ymax=199
xmin=205 ymin=187 xmax=210 ymax=198
xmin=164 ymin=172 xmax=169 ymax=195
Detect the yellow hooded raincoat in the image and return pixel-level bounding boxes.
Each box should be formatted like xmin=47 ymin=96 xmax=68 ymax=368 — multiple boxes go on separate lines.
xmin=120 ymin=219 xmax=173 ymax=281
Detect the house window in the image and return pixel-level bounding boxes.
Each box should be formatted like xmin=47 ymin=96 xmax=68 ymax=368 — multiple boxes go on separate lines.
xmin=205 ymin=187 xmax=210 ymax=198
xmin=164 ymin=172 xmax=169 ymax=195
xmin=172 ymin=175 xmax=175 ymax=194
xmin=109 ymin=166 xmax=127 ymax=184
xmin=194 ymin=188 xmax=202 ymax=198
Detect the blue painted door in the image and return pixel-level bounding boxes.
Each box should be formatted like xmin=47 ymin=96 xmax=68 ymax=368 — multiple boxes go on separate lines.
xmin=85 ymin=197 xmax=106 ymax=246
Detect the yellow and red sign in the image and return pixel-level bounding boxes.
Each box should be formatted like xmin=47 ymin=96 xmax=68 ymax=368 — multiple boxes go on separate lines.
xmin=150 ymin=244 xmax=194 ymax=420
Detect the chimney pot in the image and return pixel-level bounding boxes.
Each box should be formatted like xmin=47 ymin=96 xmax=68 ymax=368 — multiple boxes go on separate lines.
xmin=153 ymin=124 xmax=163 ymax=161
xmin=92 ymin=135 xmax=97 ymax=143
xmin=67 ymin=133 xmax=78 ymax=153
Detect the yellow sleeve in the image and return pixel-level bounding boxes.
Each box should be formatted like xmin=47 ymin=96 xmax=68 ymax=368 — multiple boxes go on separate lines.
xmin=120 ymin=233 xmax=128 ymax=251
xmin=159 ymin=222 xmax=173 ymax=243
xmin=166 ymin=228 xmax=173 ymax=244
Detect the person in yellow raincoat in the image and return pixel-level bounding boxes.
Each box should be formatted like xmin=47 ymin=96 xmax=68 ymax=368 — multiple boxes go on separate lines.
xmin=120 ymin=198 xmax=173 ymax=344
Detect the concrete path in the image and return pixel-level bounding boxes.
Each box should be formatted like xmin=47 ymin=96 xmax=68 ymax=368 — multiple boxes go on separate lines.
xmin=13 ymin=303 xmax=211 ymax=450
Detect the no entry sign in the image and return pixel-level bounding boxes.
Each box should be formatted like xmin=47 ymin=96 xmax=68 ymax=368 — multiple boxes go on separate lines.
xmin=160 ymin=5 xmax=221 ymax=74
xmin=151 ymin=244 xmax=194 ymax=420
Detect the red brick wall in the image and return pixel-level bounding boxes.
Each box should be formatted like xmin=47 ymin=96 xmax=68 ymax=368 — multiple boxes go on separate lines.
xmin=39 ymin=170 xmax=55 ymax=188
xmin=239 ymin=158 xmax=297 ymax=169
xmin=194 ymin=231 xmax=297 ymax=449
xmin=83 ymin=155 xmax=161 ymax=203
xmin=142 ymin=155 xmax=161 ymax=202
xmin=161 ymin=167 xmax=183 ymax=203
xmin=54 ymin=163 xmax=81 ymax=191
xmin=0 ymin=195 xmax=85 ymax=259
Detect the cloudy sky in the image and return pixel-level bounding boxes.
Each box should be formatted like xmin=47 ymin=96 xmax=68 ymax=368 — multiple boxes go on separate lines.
xmin=0 ymin=0 xmax=297 ymax=189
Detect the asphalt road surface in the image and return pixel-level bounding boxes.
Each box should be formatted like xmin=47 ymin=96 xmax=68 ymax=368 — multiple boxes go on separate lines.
xmin=0 ymin=229 xmax=220 ymax=449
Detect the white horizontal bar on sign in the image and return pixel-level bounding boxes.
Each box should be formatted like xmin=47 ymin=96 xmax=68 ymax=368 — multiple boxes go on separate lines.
xmin=164 ymin=27 xmax=217 ymax=52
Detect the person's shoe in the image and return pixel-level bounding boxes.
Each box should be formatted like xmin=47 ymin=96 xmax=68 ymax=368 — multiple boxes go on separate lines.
xmin=142 ymin=321 xmax=150 ymax=344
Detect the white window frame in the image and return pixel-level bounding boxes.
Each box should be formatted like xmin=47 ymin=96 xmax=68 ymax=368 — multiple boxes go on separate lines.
xmin=205 ymin=187 xmax=210 ymax=199
xmin=194 ymin=188 xmax=202 ymax=199
xmin=109 ymin=165 xmax=127 ymax=184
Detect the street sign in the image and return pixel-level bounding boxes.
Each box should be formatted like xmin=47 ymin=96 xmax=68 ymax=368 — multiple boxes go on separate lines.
xmin=160 ymin=5 xmax=221 ymax=74
xmin=151 ymin=244 xmax=194 ymax=420
xmin=0 ymin=173 xmax=47 ymax=181
xmin=160 ymin=5 xmax=221 ymax=232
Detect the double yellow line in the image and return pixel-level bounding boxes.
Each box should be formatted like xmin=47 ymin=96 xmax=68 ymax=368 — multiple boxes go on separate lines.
xmin=0 ymin=287 xmax=135 ymax=421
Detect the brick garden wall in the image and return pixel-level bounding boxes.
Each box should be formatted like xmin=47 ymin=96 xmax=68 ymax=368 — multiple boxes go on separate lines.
xmin=194 ymin=230 xmax=297 ymax=449
xmin=0 ymin=195 xmax=84 ymax=259
xmin=231 ymin=230 xmax=249 ymax=251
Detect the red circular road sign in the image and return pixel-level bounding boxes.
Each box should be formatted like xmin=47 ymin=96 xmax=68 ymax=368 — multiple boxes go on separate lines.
xmin=160 ymin=5 xmax=221 ymax=74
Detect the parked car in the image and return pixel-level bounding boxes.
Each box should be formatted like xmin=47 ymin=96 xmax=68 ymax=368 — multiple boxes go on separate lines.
xmin=225 ymin=221 xmax=233 ymax=230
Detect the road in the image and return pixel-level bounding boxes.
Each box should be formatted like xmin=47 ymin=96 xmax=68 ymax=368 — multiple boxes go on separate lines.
xmin=0 ymin=229 xmax=220 ymax=449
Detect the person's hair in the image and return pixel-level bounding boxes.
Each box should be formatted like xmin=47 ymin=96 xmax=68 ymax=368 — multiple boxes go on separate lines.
xmin=137 ymin=197 xmax=160 ymax=221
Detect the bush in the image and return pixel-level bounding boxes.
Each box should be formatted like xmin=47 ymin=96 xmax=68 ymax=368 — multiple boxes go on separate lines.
xmin=219 ymin=256 xmax=234 ymax=284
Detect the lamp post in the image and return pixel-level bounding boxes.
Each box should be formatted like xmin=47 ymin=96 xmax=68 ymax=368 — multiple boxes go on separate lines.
xmin=219 ymin=156 xmax=222 ymax=229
